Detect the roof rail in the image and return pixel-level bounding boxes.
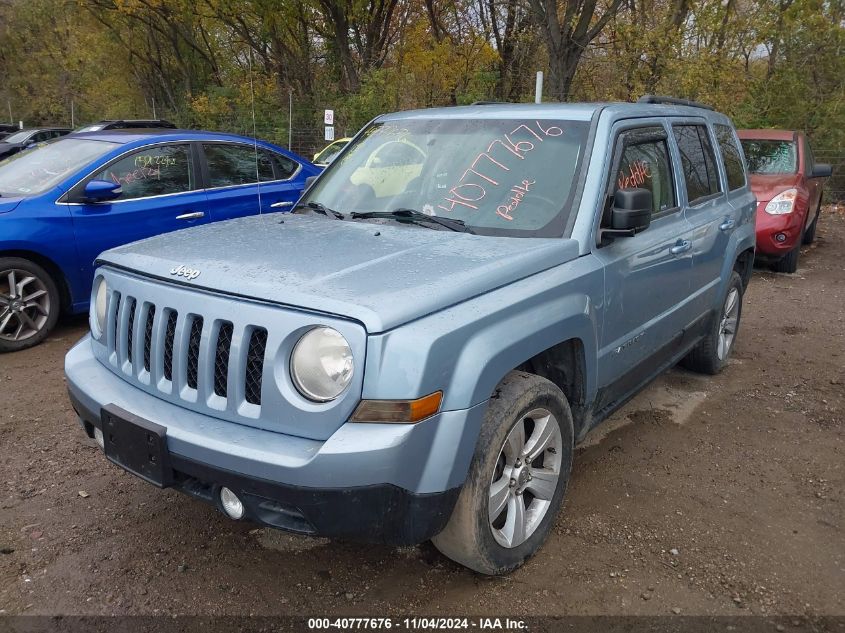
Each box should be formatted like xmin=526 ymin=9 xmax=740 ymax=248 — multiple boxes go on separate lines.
xmin=637 ymin=95 xmax=714 ymax=111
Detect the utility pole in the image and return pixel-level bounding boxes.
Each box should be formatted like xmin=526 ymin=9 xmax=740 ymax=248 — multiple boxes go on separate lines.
xmin=535 ymin=72 xmax=544 ymax=104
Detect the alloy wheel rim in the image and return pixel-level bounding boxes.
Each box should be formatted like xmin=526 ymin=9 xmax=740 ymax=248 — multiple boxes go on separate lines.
xmin=717 ymin=287 xmax=739 ymax=360
xmin=0 ymin=269 xmax=51 ymax=342
xmin=489 ymin=407 xmax=562 ymax=549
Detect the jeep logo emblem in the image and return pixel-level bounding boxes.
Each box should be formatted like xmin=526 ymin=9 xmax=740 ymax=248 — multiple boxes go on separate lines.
xmin=170 ymin=265 xmax=201 ymax=280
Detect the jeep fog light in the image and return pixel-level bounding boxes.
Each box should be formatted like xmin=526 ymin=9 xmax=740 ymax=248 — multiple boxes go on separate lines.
xmin=93 ymin=277 xmax=108 ymax=336
xmin=93 ymin=426 xmax=105 ymax=450
xmin=219 ymin=487 xmax=245 ymax=519
xmin=290 ymin=327 xmax=353 ymax=402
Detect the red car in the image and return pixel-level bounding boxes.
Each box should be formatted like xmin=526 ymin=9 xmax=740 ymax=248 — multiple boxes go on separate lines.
xmin=738 ymin=130 xmax=832 ymax=273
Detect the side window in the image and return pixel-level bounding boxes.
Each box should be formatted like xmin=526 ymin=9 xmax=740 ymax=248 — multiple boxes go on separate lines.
xmin=714 ymin=124 xmax=746 ymax=191
xmin=612 ymin=127 xmax=676 ymax=218
xmin=92 ymin=144 xmax=193 ymax=201
xmin=270 ymin=150 xmax=298 ymax=179
xmin=672 ymin=124 xmax=722 ymax=204
xmin=204 ymin=143 xmax=275 ymax=188
xmin=803 ymin=137 xmax=815 ymax=172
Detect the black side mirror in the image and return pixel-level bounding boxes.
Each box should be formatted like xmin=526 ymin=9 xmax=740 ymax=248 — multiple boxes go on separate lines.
xmin=811 ymin=163 xmax=832 ymax=178
xmin=609 ymin=187 xmax=653 ymax=235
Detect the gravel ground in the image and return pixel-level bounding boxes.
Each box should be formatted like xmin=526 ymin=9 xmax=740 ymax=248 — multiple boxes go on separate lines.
xmin=1 ymin=210 xmax=843 ymax=618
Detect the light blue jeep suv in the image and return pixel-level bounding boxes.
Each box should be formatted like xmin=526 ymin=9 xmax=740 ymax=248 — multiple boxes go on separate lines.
xmin=65 ymin=97 xmax=755 ymax=575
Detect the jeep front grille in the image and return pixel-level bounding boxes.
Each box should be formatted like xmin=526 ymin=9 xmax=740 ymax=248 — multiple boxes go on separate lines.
xmin=107 ymin=297 xmax=268 ymax=408
xmin=213 ymin=322 xmax=234 ymax=398
xmin=244 ymin=328 xmax=267 ymax=405
xmin=186 ymin=316 xmax=203 ymax=390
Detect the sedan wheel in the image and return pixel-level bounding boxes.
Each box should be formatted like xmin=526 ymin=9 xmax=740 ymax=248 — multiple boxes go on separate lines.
xmin=0 ymin=258 xmax=60 ymax=353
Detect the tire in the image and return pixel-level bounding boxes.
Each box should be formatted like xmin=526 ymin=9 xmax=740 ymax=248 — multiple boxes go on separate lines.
xmin=772 ymin=243 xmax=800 ymax=273
xmin=432 ymin=371 xmax=574 ymax=575
xmin=0 ymin=257 xmax=61 ymax=353
xmin=681 ymin=271 xmax=743 ymax=375
xmin=802 ymin=201 xmax=821 ymax=245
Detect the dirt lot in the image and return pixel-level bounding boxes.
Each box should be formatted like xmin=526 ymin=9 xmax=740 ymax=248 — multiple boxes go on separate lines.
xmin=1 ymin=210 xmax=843 ymax=619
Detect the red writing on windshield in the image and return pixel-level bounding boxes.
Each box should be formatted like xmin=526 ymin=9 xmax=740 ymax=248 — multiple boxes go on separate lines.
xmin=496 ymin=180 xmax=535 ymax=221
xmin=437 ymin=121 xmax=563 ymax=215
xmin=617 ymin=160 xmax=651 ymax=190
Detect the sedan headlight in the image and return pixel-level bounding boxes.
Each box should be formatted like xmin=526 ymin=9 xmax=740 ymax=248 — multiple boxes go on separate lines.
xmin=93 ymin=277 xmax=108 ymax=336
xmin=765 ymin=188 xmax=798 ymax=215
xmin=290 ymin=327 xmax=354 ymax=402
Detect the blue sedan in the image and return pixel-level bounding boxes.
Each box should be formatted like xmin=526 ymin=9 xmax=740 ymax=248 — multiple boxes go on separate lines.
xmin=0 ymin=129 xmax=320 ymax=352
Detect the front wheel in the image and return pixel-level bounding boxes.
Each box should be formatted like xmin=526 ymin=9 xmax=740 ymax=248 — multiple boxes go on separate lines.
xmin=0 ymin=257 xmax=61 ymax=353
xmin=432 ymin=371 xmax=574 ymax=575
xmin=772 ymin=243 xmax=800 ymax=274
xmin=681 ymin=271 xmax=743 ymax=375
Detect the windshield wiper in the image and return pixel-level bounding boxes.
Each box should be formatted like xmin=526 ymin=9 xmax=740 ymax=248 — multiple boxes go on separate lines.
xmin=350 ymin=208 xmax=474 ymax=234
xmin=292 ymin=200 xmax=344 ymax=219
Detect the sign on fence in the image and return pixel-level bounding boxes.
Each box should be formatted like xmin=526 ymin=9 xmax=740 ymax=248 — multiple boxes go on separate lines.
xmin=325 ymin=126 xmax=335 ymax=142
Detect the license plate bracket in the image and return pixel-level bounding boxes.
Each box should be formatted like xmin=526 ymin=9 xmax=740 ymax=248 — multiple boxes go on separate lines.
xmin=101 ymin=404 xmax=172 ymax=488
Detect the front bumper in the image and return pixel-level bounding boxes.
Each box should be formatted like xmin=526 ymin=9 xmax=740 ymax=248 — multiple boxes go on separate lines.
xmin=66 ymin=336 xmax=486 ymax=544
xmin=754 ymin=203 xmax=807 ymax=257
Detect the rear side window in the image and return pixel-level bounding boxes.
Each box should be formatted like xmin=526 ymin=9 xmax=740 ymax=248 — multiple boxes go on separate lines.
xmin=672 ymin=124 xmax=722 ymax=204
xmin=714 ymin=124 xmax=746 ymax=191
xmin=204 ymin=144 xmax=275 ymax=187
xmin=272 ymin=152 xmax=298 ymax=179
xmin=93 ymin=144 xmax=194 ymax=201
xmin=613 ymin=127 xmax=676 ymax=217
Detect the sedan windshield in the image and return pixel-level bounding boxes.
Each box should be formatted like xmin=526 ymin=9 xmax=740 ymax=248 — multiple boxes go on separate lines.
xmin=302 ymin=118 xmax=589 ymax=237
xmin=4 ymin=131 xmax=32 ymax=144
xmin=0 ymin=138 xmax=119 ymax=197
xmin=740 ymin=140 xmax=797 ymax=174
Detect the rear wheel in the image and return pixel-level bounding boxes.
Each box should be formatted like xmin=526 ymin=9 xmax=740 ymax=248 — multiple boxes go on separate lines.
xmin=432 ymin=371 xmax=574 ymax=575
xmin=772 ymin=243 xmax=800 ymax=274
xmin=0 ymin=257 xmax=60 ymax=353
xmin=681 ymin=271 xmax=743 ymax=375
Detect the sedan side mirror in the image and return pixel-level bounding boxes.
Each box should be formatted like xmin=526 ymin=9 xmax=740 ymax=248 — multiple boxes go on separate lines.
xmin=610 ymin=188 xmax=653 ymax=233
xmin=304 ymin=175 xmax=318 ymax=189
xmin=83 ymin=179 xmax=122 ymax=202
xmin=811 ymin=163 xmax=832 ymax=178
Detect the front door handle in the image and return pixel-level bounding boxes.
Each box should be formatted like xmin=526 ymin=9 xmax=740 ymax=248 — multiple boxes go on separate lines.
xmin=176 ymin=211 xmax=205 ymax=221
xmin=719 ymin=218 xmax=736 ymax=231
xmin=270 ymin=200 xmax=294 ymax=208
xmin=670 ymin=239 xmax=692 ymax=255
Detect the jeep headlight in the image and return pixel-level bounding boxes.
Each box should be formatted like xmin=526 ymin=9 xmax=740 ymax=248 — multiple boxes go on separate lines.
xmin=92 ymin=276 xmax=108 ymax=337
xmin=765 ymin=188 xmax=798 ymax=215
xmin=290 ymin=327 xmax=354 ymax=402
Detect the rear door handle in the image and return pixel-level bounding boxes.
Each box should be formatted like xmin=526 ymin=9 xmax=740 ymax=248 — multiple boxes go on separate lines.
xmin=270 ymin=200 xmax=294 ymax=208
xmin=670 ymin=239 xmax=692 ymax=255
xmin=175 ymin=211 xmax=205 ymax=221
xmin=719 ymin=218 xmax=736 ymax=231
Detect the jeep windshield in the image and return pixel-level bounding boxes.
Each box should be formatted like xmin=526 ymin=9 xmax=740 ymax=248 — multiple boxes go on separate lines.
xmin=301 ymin=118 xmax=589 ymax=237
xmin=0 ymin=138 xmax=119 ymax=197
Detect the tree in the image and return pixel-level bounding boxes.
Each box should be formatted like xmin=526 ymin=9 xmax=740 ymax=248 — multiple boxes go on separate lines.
xmin=527 ymin=0 xmax=624 ymax=101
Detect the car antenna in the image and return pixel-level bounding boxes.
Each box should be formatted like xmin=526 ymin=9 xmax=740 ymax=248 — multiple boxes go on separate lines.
xmin=248 ymin=47 xmax=262 ymax=216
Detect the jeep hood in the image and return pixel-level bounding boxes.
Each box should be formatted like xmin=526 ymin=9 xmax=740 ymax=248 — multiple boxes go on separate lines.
xmin=98 ymin=214 xmax=580 ymax=332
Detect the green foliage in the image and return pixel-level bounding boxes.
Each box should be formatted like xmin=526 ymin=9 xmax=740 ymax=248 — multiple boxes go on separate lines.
xmin=0 ymin=0 xmax=841 ymax=191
